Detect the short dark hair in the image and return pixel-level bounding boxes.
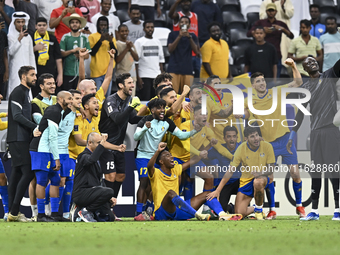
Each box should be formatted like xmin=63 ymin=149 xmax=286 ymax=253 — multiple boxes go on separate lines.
xmin=244 ymin=126 xmax=258 ymax=138
xmin=207 ymin=21 xmax=221 ymax=33
xmin=223 ymin=126 xmax=238 ymax=137
xmin=250 ymin=72 xmax=264 ymax=84
xmin=37 ymin=73 xmax=54 ymax=87
xmin=189 ymin=83 xmax=203 ymax=96
xmin=206 ymin=75 xmax=220 ymax=86
xmin=309 ymin=4 xmax=320 ymax=11
xmin=147 ymin=98 xmax=166 ymax=111
xmin=69 ymin=89 xmax=82 ymax=96
xmin=82 ymin=93 xmax=96 ymax=108
xmin=160 ymin=87 xmax=175 ymax=99
xmin=156 ymin=147 xmax=169 ymax=166
xmin=193 ymin=105 xmax=202 ymax=113
xmin=254 ymin=26 xmax=265 ymax=32
xmin=153 ymin=73 xmax=173 ymax=89
xmin=129 ymin=5 xmax=140 ymax=12
xmin=36 ymin=17 xmax=47 ymax=24
xmin=18 ymin=66 xmax=35 ymax=80
xmin=155 ymin=84 xmax=168 ymax=96
xmin=116 ymin=73 xmax=131 ymax=90
xmin=143 ymin=20 xmax=154 ymax=29
xmin=326 ymin=16 xmax=337 ymax=24
xmin=179 ymin=16 xmax=191 ymax=25
xmin=300 ymin=19 xmax=311 ymax=28
xmin=118 ymin=24 xmax=128 ymax=31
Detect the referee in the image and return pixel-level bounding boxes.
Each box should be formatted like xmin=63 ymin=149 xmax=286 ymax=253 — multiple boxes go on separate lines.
xmin=7 ymin=66 xmax=38 ymax=222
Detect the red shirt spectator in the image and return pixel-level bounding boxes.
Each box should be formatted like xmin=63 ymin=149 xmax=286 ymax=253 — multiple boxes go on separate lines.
xmin=50 ymin=2 xmax=83 ymax=43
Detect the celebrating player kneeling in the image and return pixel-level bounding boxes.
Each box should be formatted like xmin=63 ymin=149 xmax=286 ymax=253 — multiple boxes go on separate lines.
xmin=148 ymin=142 xmax=242 ymax=221
xmin=207 ymin=127 xmax=276 ymax=220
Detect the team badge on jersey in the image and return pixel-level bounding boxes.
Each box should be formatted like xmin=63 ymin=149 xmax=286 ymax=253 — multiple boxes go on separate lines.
xmin=174 ymin=174 xmax=177 ymax=178
xmin=260 ymin=153 xmax=265 ymax=157
xmin=161 ymin=126 xmax=165 ymax=131
xmin=268 ymin=94 xmax=272 ymax=99
xmin=201 ymin=133 xmax=206 ymax=137
xmin=108 ymin=106 xmax=113 ymax=113
xmin=224 ymin=103 xmax=229 ymax=108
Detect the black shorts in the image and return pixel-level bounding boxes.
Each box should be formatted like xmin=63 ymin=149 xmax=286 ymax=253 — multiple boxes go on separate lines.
xmin=310 ymin=127 xmax=340 ymax=179
xmin=99 ymin=149 xmax=125 ymax=174
xmin=8 ymin=142 xmax=31 ymax=167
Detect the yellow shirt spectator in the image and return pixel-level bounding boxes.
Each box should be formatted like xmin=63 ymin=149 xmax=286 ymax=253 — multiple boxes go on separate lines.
xmin=200 ymin=38 xmax=230 ymax=79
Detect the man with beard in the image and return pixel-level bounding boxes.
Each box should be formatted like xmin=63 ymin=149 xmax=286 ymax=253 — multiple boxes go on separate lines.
xmin=200 ymin=22 xmax=232 ymax=80
xmin=133 ymin=98 xmax=197 ymax=220
xmin=99 ymin=73 xmax=140 ymax=216
xmin=7 ymin=12 xmax=36 ymax=98
xmin=30 ymin=91 xmax=73 ymax=222
xmin=29 ymin=73 xmax=57 ymax=220
xmin=287 ymin=56 xmax=340 ymax=221
xmin=60 ymin=13 xmax=90 ymax=91
xmin=32 ymin=17 xmax=63 ymax=98
xmin=135 ymin=21 xmax=164 ymax=100
xmin=7 ymin=66 xmax=37 ymax=222
xmin=207 ymin=127 xmax=275 ymax=220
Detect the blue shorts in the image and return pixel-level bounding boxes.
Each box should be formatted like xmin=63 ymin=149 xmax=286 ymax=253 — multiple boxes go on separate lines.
xmin=0 ymin=159 xmax=5 ymax=174
xmin=154 ymin=199 xmax=193 ymax=220
xmin=30 ymin=151 xmax=56 ymax=171
xmin=135 ymin=158 xmax=150 ymax=179
xmin=60 ymin=154 xmax=76 ymax=179
xmin=238 ymin=177 xmax=270 ymax=197
xmin=35 ymin=169 xmax=60 ymax=187
xmin=270 ymin=133 xmax=298 ymax=165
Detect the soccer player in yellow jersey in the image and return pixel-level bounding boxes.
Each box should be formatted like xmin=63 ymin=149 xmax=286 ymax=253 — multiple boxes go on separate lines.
xmin=207 ymin=127 xmax=275 ymax=220
xmin=148 ymin=142 xmax=242 ymax=221
xmin=77 ymin=49 xmax=115 ymax=110
xmin=0 ymin=112 xmax=9 ymax=221
xmin=243 ymin=58 xmax=306 ymax=219
xmin=206 ymin=75 xmax=245 ymax=143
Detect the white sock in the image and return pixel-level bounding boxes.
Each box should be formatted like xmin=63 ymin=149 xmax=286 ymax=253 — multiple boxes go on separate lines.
xmin=270 ymin=207 xmax=276 ymax=211
xmin=31 ymin=205 xmax=38 ymax=217
xmin=334 ymin=208 xmax=340 ymax=213
xmin=311 ymin=209 xmax=319 ymax=214
xmin=255 ymin=204 xmax=263 ymax=212
xmin=63 ymin=212 xmax=69 ymax=217
xmin=202 ymin=204 xmax=210 ymax=211
xmin=296 ymin=204 xmax=302 ymax=207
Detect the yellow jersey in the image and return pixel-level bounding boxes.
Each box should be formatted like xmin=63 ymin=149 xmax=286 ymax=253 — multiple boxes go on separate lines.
xmin=191 ymin=125 xmax=233 ymax=160
xmin=0 ymin=112 xmax=7 ymax=130
xmin=207 ymin=93 xmax=242 ymax=143
xmin=96 ymin=87 xmax=105 ymax=111
xmin=170 ymin=120 xmax=191 ymax=162
xmin=68 ymin=112 xmax=101 ymax=159
xmin=149 ymin=164 xmax=182 ymax=213
xmin=245 ymin=85 xmax=290 ymax=142
xmin=230 ymin=141 xmax=275 ymax=187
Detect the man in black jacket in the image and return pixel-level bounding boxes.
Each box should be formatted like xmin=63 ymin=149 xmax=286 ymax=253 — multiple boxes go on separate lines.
xmin=7 ymin=66 xmax=38 ymax=222
xmin=72 ymin=132 xmax=116 ymax=222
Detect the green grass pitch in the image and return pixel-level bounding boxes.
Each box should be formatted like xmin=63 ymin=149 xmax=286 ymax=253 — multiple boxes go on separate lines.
xmin=1 ymin=216 xmax=339 ymax=255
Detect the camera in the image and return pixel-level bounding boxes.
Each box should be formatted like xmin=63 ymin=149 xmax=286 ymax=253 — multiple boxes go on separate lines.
xmin=68 ymin=1 xmax=73 ymax=8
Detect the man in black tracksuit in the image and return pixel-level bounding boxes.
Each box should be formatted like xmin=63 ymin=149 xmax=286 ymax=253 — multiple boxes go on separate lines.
xmin=7 ymin=66 xmax=38 ymax=222
xmin=72 ymin=132 xmax=116 ymax=222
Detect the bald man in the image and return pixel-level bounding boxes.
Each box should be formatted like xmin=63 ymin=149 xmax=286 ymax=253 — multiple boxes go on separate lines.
xmin=30 ymin=90 xmax=73 ymax=222
xmin=71 ymin=132 xmax=116 ymax=222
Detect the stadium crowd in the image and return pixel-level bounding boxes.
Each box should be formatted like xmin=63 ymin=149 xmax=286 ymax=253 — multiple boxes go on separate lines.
xmin=0 ymin=0 xmax=340 ymax=222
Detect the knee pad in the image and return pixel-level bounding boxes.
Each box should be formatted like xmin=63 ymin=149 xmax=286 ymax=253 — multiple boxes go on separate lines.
xmin=49 ymin=171 xmax=61 ymax=186
xmin=35 ymin=171 xmax=49 ymax=187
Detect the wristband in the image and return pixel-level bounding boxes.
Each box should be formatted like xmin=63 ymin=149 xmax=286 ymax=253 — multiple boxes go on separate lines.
xmin=289 ymin=131 xmax=296 ymax=140
xmin=185 ymin=98 xmax=190 ymax=102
